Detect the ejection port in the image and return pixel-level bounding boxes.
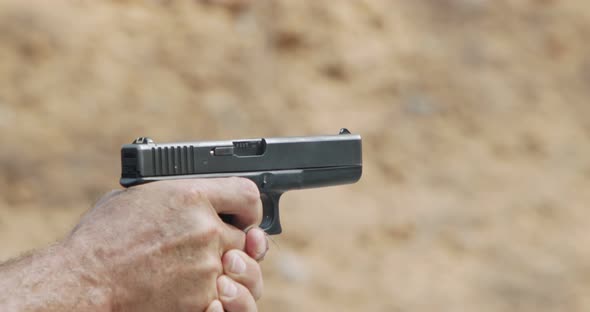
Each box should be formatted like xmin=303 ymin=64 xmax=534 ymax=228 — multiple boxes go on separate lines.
xmin=213 ymin=146 xmax=234 ymax=156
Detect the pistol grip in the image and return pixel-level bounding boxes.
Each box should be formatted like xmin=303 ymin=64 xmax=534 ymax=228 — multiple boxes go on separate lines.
xmin=260 ymin=192 xmax=282 ymax=235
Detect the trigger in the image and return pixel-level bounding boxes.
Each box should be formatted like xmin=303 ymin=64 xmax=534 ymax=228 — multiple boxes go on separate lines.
xmin=260 ymin=193 xmax=282 ymax=235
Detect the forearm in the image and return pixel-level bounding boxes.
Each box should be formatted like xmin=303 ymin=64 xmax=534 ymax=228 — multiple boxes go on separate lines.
xmin=0 ymin=243 xmax=111 ymax=312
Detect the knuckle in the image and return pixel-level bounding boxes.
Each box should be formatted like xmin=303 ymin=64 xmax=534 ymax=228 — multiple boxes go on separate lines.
xmin=202 ymin=223 xmax=224 ymax=241
xmin=174 ymin=187 xmax=207 ymax=207
xmin=227 ymin=252 xmax=263 ymax=300
xmin=203 ymin=253 xmax=224 ymax=276
xmin=224 ymin=249 xmax=243 ymax=264
xmin=229 ymin=283 xmax=257 ymax=308
xmin=234 ymin=177 xmax=260 ymax=202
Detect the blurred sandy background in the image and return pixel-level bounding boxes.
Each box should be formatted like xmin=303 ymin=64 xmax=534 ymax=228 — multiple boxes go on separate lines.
xmin=1 ymin=0 xmax=589 ymax=311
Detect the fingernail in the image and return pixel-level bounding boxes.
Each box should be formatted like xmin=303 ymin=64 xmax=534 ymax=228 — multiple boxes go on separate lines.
xmin=255 ymin=230 xmax=268 ymax=257
xmin=228 ymin=252 xmax=246 ymax=274
xmin=219 ymin=276 xmax=238 ymax=298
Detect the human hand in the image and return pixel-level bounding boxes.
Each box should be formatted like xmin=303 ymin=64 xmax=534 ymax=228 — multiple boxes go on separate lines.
xmin=65 ymin=178 xmax=267 ymax=312
xmin=207 ymin=227 xmax=269 ymax=312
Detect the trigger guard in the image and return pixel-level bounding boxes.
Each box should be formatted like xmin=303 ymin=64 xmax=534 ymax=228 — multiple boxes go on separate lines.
xmin=260 ymin=193 xmax=282 ymax=235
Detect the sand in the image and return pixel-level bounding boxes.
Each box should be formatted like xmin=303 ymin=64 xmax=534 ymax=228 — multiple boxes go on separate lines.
xmin=0 ymin=0 xmax=589 ymax=311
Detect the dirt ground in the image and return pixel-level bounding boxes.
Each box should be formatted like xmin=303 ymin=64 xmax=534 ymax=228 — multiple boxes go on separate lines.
xmin=0 ymin=0 xmax=589 ymax=311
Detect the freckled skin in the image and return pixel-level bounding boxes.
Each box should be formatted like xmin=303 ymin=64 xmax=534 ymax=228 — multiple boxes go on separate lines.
xmin=0 ymin=178 xmax=268 ymax=312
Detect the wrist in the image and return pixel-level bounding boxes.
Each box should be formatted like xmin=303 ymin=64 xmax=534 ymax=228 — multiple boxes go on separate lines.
xmin=0 ymin=241 xmax=113 ymax=312
xmin=57 ymin=240 xmax=114 ymax=310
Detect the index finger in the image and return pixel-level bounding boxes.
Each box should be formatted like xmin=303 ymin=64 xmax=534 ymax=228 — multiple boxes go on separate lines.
xmin=177 ymin=177 xmax=263 ymax=230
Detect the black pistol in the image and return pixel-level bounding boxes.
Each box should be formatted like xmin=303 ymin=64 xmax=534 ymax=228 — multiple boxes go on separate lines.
xmin=120 ymin=128 xmax=362 ymax=235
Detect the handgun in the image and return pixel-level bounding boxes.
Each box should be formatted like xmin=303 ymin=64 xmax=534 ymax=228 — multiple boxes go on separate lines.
xmin=119 ymin=128 xmax=362 ymax=235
